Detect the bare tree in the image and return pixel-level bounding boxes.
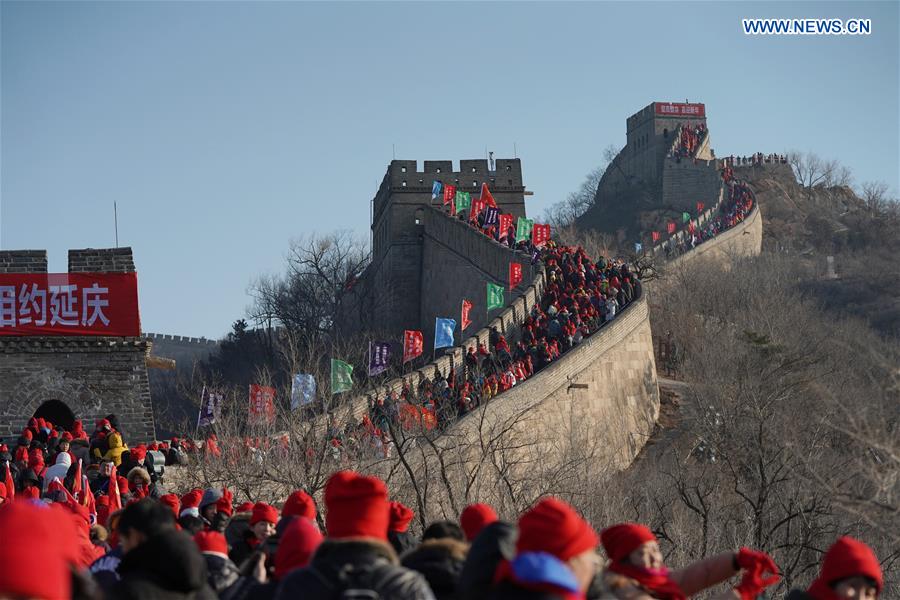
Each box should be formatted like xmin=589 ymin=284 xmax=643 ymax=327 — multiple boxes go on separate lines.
xmin=787 ymin=151 xmax=853 ymax=192
xmin=544 ymin=144 xmax=620 ymax=228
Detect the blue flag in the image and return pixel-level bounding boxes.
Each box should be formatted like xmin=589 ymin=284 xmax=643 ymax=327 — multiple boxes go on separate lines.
xmin=431 ymin=181 xmax=442 ymax=200
xmin=290 ymin=373 xmax=316 ymax=410
xmin=434 ymin=317 xmax=457 ymax=350
xmin=634 ymin=242 xmax=643 ymax=253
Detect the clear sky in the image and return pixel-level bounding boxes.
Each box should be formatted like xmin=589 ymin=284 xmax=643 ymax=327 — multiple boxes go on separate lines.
xmin=2 ymin=1 xmax=897 ymax=339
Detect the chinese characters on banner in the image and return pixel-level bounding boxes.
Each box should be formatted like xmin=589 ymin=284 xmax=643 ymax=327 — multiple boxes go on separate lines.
xmin=532 ymin=224 xmax=551 ymax=248
xmin=368 ymin=341 xmax=391 ymax=376
xmin=498 ymin=214 xmax=514 ymax=239
xmin=443 ymin=184 xmax=457 ymax=206
xmin=483 ymin=207 xmax=499 ymax=228
xmin=431 ymin=181 xmax=443 ymax=200
xmin=515 ymin=217 xmax=534 ymax=243
xmin=455 ymin=191 xmax=472 ymax=213
xmin=290 ymin=374 xmax=316 ymax=410
xmin=652 ymin=231 xmax=660 ymax=242
xmin=461 ymin=299 xmax=473 ymax=331
xmin=403 ymin=330 xmax=424 ymax=363
xmin=469 ymin=199 xmax=485 ymax=223
xmin=509 ymin=263 xmax=523 ymax=289
xmin=197 ymin=386 xmax=223 ymax=427
xmin=487 ymin=283 xmax=505 ymax=311
xmin=248 ymin=384 xmax=276 ymax=425
xmin=0 ymin=273 xmax=140 ymax=336
xmin=434 ymin=318 xmax=456 ymax=350
xmin=667 ymin=222 xmax=676 ymax=234
xmin=654 ymin=102 xmax=705 ymax=117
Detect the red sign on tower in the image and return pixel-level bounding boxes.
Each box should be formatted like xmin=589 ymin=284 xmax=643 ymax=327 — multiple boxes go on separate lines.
xmin=655 ymin=102 xmax=705 ymax=117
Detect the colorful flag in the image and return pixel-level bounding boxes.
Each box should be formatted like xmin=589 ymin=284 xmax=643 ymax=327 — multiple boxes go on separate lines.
xmin=652 ymin=231 xmax=660 ymax=242
xmin=688 ymin=221 xmax=696 ymax=234
xmin=331 ymin=359 xmax=353 ymax=394
xmin=696 ymin=201 xmax=704 ymax=213
xmin=487 ymin=282 xmax=505 ymax=310
xmin=455 ymin=190 xmax=472 ymax=212
xmin=667 ymin=222 xmax=676 ymax=234
xmin=499 ymin=214 xmax=514 ymax=239
xmin=461 ymin=299 xmax=473 ymax=331
xmin=443 ymin=184 xmax=457 ymax=206
xmin=515 ymin=217 xmax=534 ymax=243
xmin=197 ymin=386 xmax=222 ymax=428
xmin=532 ymin=223 xmax=551 ymax=248
xmin=108 ymin=464 xmax=122 ymax=512
xmin=4 ymin=462 xmax=14 ymax=501
xmin=72 ymin=458 xmax=83 ymax=501
xmin=682 ymin=212 xmax=690 ymax=223
xmin=403 ymin=330 xmax=424 ymax=363
xmin=509 ymin=262 xmax=523 ymax=289
xmin=635 ymin=242 xmax=643 ymax=253
xmin=531 ymin=247 xmax=541 ymax=264
xmin=470 ymin=198 xmax=485 ymax=223
xmin=434 ymin=318 xmax=457 ymax=350
xmin=432 ymin=181 xmax=442 ymax=200
xmin=291 ymin=373 xmax=316 ymax=409
xmin=479 ymin=182 xmax=497 ymax=207
xmin=249 ymin=384 xmax=276 ymax=424
xmin=483 ymin=207 xmax=499 ymax=228
xmin=82 ymin=474 xmax=96 ymax=515
xmin=368 ymin=341 xmax=391 ymax=376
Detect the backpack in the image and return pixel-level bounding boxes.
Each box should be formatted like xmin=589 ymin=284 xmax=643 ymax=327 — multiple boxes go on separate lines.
xmin=307 ymin=561 xmax=419 ymax=600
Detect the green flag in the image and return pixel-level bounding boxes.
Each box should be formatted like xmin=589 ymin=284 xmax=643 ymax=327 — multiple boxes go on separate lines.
xmin=455 ymin=191 xmax=471 ymax=212
xmin=487 ymin=282 xmax=505 ymax=311
xmin=330 ymin=359 xmax=353 ymax=394
xmin=682 ymin=211 xmax=690 ymax=223
xmin=515 ymin=217 xmax=534 ymax=243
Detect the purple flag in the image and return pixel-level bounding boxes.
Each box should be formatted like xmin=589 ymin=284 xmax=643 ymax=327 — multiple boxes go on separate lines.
xmin=483 ymin=207 xmax=500 ymax=228
xmin=531 ymin=247 xmax=541 ymax=265
xmin=368 ymin=341 xmax=391 ymax=376
xmin=197 ymin=385 xmax=222 ymax=428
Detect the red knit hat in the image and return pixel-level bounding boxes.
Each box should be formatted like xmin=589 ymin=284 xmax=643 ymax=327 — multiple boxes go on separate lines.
xmin=808 ymin=536 xmax=883 ymax=595
xmin=516 ymin=497 xmax=598 ymax=561
xmin=460 ymin=503 xmax=498 ymax=541
xmin=0 ymin=501 xmax=72 ymax=599
xmin=194 ymin=531 xmax=229 ymax=557
xmin=21 ymin=429 xmax=33 ymax=441
xmin=131 ymin=446 xmax=146 ymax=461
xmin=324 ymin=470 xmax=390 ymax=540
xmin=282 ymin=490 xmax=317 ymax=520
xmin=61 ymin=432 xmax=73 ymax=443
xmin=159 ymin=494 xmax=181 ymax=518
xmin=236 ymin=501 xmax=255 ymax=513
xmin=274 ymin=517 xmax=324 ymax=580
xmin=250 ymin=502 xmax=279 ymax=526
xmin=388 ymin=501 xmax=414 ymax=533
xmin=180 ymin=489 xmax=203 ymax=517
xmin=600 ymin=523 xmax=657 ymax=563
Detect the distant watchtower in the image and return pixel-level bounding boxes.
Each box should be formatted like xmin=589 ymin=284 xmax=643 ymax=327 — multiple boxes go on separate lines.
xmin=623 ymin=101 xmax=710 ymax=184
xmin=368 ymin=159 xmax=526 ymax=337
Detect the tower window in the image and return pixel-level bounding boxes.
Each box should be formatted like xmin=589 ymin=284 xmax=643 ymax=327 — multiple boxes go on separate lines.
xmin=418 ymin=179 xmax=424 ymax=185
xmin=401 ymin=166 xmax=407 ymax=173
xmin=473 ymin=181 xmax=478 ymax=187
xmin=436 ymin=168 xmax=441 ymax=173
xmin=401 ymin=181 xmax=407 ymax=187
xmin=506 ymin=165 xmax=512 ymax=172
xmin=471 ymin=166 xmax=477 ymax=173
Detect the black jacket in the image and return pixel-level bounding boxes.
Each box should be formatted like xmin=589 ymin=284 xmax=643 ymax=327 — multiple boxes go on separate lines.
xmin=274 ymin=539 xmax=435 ymax=600
xmin=458 ymin=521 xmax=517 ymax=600
xmin=201 ymin=553 xmax=243 ymax=595
xmin=107 ymin=529 xmax=218 ymax=600
xmin=401 ymin=538 xmax=468 ymax=600
xmin=488 ymin=580 xmax=569 ymax=600
xmin=389 ymin=530 xmax=416 ymax=556
xmin=785 ymin=591 xmax=813 ymax=600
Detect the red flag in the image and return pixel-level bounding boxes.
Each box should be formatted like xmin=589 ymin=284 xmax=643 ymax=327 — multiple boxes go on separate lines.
xmin=72 ymin=458 xmax=83 ymax=501
xmin=479 ymin=183 xmax=497 ymax=208
xmin=667 ymin=222 xmax=676 ymax=234
xmin=4 ymin=462 xmax=14 ymax=500
xmin=688 ymin=221 xmax=696 ymax=234
xmin=651 ymin=231 xmax=660 ymax=242
xmin=443 ymin=184 xmax=456 ymax=206
xmin=461 ymin=299 xmax=473 ymax=331
xmin=470 ymin=198 xmax=485 ymax=223
xmin=249 ymin=384 xmax=276 ymax=425
xmin=532 ymin=223 xmax=551 ymax=248
xmin=499 ymin=214 xmax=513 ymax=239
xmin=108 ymin=464 xmax=122 ymax=512
xmin=403 ymin=330 xmax=424 ymax=363
xmin=696 ymin=201 xmax=704 ymax=213
xmin=83 ymin=475 xmax=96 ymax=514
xmin=509 ymin=262 xmax=523 ymax=289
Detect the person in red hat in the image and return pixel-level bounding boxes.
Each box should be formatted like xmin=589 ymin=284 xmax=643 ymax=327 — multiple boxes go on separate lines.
xmin=250 ymin=502 xmax=279 ymax=543
xmin=195 ymin=530 xmax=245 ymax=596
xmin=0 ymin=499 xmax=74 ymax=599
xmin=491 ymin=497 xmax=599 ymax=599
xmin=460 ymin=503 xmax=499 ymax=541
xmin=787 ymin=536 xmax=882 ymax=600
xmin=599 ymin=522 xmax=779 ymax=599
xmin=274 ymin=470 xmax=435 ymax=600
xmin=388 ymin=500 xmax=416 ymax=555
xmin=274 ymin=517 xmax=324 ymax=580
xmin=282 ymin=489 xmax=317 ymax=521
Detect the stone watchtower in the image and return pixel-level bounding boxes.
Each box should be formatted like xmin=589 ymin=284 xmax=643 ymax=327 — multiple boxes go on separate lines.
xmin=0 ymin=247 xmax=155 ymax=442
xmin=367 ymin=158 xmax=527 ymax=338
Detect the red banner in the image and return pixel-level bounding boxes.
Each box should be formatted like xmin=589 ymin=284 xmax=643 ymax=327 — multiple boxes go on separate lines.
xmin=532 ymin=223 xmax=551 ymax=248
xmin=652 ymin=231 xmax=660 ymax=242
xmin=667 ymin=222 xmax=676 ymax=234
xmin=509 ymin=262 xmax=523 ymax=289
xmin=461 ymin=299 xmax=473 ymax=331
xmin=403 ymin=330 xmax=423 ymax=363
xmin=696 ymin=201 xmax=705 ymax=213
xmin=249 ymin=384 xmax=276 ymax=425
xmin=479 ymin=183 xmax=497 ymax=208
xmin=498 ymin=214 xmax=514 ymax=239
xmin=443 ymin=184 xmax=456 ymax=206
xmin=470 ymin=198 xmax=485 ymax=223
xmin=655 ymin=102 xmax=705 ymax=117
xmin=0 ymin=272 xmax=140 ymax=337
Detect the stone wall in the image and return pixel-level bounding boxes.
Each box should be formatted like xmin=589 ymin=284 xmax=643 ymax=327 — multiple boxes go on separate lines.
xmin=0 ymin=247 xmax=156 ymax=442
xmin=145 ymin=333 xmax=219 ymax=367
xmin=661 ymin=157 xmax=722 ymax=212
xmin=665 ymin=201 xmax=763 ymax=269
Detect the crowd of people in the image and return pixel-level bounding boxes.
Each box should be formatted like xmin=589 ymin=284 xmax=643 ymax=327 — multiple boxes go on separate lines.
xmin=669 ymin=122 xmax=708 ymax=159
xmin=722 ymin=153 xmax=787 ymax=167
xmin=0 ymin=464 xmax=885 ymax=600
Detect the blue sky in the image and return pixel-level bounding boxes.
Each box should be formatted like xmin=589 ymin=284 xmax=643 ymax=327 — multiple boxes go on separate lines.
xmin=2 ymin=1 xmax=897 ymax=339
